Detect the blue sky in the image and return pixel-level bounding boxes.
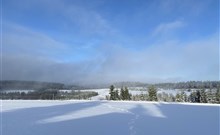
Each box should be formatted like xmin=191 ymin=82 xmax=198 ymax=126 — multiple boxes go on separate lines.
xmin=2 ymin=0 xmax=219 ymax=84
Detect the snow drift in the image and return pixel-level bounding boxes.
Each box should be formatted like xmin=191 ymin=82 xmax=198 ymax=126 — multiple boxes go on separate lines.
xmin=1 ymin=100 xmax=219 ymax=135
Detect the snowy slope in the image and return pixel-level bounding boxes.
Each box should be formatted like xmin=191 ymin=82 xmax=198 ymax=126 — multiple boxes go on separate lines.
xmin=1 ymin=100 xmax=219 ymax=135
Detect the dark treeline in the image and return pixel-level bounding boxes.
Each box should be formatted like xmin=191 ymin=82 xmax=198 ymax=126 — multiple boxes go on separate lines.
xmin=0 ymin=80 xmax=93 ymax=91
xmin=1 ymin=90 xmax=58 ymax=100
xmin=113 ymin=82 xmax=147 ymax=88
xmin=112 ymin=81 xmax=220 ymax=89
xmin=0 ymin=80 xmax=65 ymax=90
xmin=155 ymin=81 xmax=220 ymax=89
xmin=0 ymin=90 xmax=98 ymax=100
xmin=1 ymin=80 xmax=219 ymax=91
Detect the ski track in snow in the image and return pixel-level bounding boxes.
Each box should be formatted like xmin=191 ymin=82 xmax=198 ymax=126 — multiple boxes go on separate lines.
xmin=103 ymin=103 xmax=139 ymax=135
xmin=128 ymin=114 xmax=139 ymax=135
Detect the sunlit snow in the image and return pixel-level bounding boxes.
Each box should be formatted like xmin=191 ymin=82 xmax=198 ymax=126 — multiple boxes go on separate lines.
xmin=1 ymin=100 xmax=219 ymax=135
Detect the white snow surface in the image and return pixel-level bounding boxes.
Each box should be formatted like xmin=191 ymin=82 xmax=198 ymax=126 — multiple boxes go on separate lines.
xmin=1 ymin=100 xmax=219 ymax=135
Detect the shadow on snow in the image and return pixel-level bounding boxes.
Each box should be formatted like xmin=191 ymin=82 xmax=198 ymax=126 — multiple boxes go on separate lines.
xmin=1 ymin=101 xmax=219 ymax=135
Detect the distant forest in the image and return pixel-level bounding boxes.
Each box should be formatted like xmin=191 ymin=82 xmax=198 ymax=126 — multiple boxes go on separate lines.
xmin=114 ymin=81 xmax=220 ymax=89
xmin=0 ymin=80 xmax=65 ymax=90
xmin=154 ymin=81 xmax=220 ymax=89
xmin=0 ymin=80 xmax=82 ymax=90
xmin=0 ymin=80 xmax=219 ymax=91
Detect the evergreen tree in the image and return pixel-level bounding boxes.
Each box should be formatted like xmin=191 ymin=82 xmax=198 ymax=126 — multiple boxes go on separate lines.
xmin=195 ymin=90 xmax=201 ymax=103
xmin=206 ymin=89 xmax=214 ymax=103
xmin=148 ymin=85 xmax=157 ymax=101
xmin=189 ymin=91 xmax=197 ymax=103
xmin=179 ymin=91 xmax=187 ymax=102
xmin=109 ymin=85 xmax=115 ymax=100
xmin=124 ymin=87 xmax=131 ymax=100
xmin=176 ymin=91 xmax=187 ymax=102
xmin=175 ymin=93 xmax=181 ymax=102
xmin=200 ymin=89 xmax=207 ymax=103
xmin=120 ymin=87 xmax=125 ymax=100
xmin=115 ymin=90 xmax=120 ymax=100
xmin=215 ymin=88 xmax=220 ymax=103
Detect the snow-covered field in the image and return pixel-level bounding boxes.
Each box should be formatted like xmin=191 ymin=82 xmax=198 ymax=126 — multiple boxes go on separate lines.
xmin=1 ymin=100 xmax=219 ymax=135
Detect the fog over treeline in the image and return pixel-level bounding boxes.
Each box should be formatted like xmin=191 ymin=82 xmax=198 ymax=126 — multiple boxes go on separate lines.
xmin=0 ymin=80 xmax=219 ymax=90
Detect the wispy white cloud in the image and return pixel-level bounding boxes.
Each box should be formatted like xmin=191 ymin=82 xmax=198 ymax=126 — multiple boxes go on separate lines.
xmin=159 ymin=0 xmax=211 ymax=16
xmin=3 ymin=0 xmax=116 ymax=37
xmin=3 ymin=23 xmax=81 ymax=62
xmin=152 ymin=20 xmax=185 ymax=37
xmin=64 ymin=5 xmax=115 ymax=36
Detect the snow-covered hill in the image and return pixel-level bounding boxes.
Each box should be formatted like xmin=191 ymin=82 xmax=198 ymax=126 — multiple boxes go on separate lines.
xmin=1 ymin=100 xmax=219 ymax=135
